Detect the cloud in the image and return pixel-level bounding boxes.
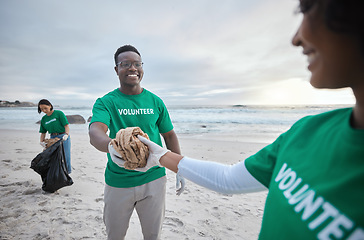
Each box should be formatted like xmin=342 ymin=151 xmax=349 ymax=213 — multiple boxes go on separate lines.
xmin=0 ymin=0 xmax=355 ymax=107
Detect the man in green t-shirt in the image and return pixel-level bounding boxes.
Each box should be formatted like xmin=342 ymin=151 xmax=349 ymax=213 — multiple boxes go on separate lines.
xmin=89 ymin=45 xmax=182 ymax=239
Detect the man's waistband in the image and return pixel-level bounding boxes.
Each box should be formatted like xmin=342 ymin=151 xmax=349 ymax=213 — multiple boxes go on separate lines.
xmin=51 ymin=132 xmax=66 ymax=136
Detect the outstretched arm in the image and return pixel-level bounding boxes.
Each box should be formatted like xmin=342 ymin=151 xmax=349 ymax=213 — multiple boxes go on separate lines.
xmin=89 ymin=122 xmax=111 ymax=153
xmin=159 ymin=151 xmax=184 ymax=173
xmin=139 ymin=136 xmax=266 ymax=194
xmin=177 ymin=157 xmax=266 ymax=194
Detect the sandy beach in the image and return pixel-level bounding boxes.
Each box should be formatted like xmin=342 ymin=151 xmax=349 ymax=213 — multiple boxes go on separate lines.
xmin=0 ymin=128 xmax=268 ymax=239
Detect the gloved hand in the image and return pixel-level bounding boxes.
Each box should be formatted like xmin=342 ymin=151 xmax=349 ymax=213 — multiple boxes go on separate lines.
xmin=108 ymin=142 xmax=125 ymax=168
xmin=137 ymin=135 xmax=170 ymax=168
xmin=62 ymin=134 xmax=69 ymax=141
xmin=108 ymin=140 xmax=167 ymax=172
xmin=40 ymin=142 xmax=46 ymax=149
xmin=176 ymin=172 xmax=185 ymax=196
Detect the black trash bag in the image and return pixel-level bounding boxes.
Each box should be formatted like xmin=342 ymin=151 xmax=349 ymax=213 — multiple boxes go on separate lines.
xmin=31 ymin=139 xmax=73 ymax=193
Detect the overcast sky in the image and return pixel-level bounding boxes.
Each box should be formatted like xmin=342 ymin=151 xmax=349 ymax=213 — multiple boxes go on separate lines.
xmin=0 ymin=0 xmax=355 ymax=107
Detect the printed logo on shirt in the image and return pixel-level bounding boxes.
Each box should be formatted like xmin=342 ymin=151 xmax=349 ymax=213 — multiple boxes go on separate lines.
xmin=274 ymin=163 xmax=363 ymax=239
xmin=45 ymin=118 xmax=57 ymax=125
xmin=118 ymin=108 xmax=154 ymax=116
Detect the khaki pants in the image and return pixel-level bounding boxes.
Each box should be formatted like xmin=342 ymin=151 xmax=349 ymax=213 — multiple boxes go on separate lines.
xmin=103 ymin=176 xmax=167 ymax=240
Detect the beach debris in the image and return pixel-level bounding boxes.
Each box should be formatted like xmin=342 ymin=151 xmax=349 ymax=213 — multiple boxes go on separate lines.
xmin=43 ymin=138 xmax=60 ymax=148
xmin=110 ymin=127 xmax=150 ymax=170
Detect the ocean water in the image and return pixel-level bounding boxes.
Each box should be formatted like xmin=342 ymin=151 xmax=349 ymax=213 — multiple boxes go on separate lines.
xmin=0 ymin=105 xmax=351 ymax=142
xmin=0 ymin=107 xmax=93 ymax=133
xmin=167 ymin=105 xmax=351 ymax=142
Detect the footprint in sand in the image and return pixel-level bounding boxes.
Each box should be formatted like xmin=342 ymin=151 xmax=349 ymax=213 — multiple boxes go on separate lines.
xmin=1 ymin=159 xmax=12 ymax=166
xmin=38 ymin=201 xmax=48 ymax=206
xmin=164 ymin=217 xmax=184 ymax=227
xmin=23 ymin=188 xmax=42 ymax=195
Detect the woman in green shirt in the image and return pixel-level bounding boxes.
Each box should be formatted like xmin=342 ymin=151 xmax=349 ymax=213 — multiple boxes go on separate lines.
xmin=120 ymin=0 xmax=364 ymax=239
xmin=38 ymin=99 xmax=72 ymax=174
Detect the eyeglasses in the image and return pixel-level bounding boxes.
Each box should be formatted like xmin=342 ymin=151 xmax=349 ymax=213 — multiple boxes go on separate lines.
xmin=116 ymin=61 xmax=143 ymax=69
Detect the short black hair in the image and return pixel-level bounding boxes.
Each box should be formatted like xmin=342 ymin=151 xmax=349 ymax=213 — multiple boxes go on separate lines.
xmin=38 ymin=99 xmax=53 ymax=114
xmin=114 ymin=45 xmax=141 ymax=65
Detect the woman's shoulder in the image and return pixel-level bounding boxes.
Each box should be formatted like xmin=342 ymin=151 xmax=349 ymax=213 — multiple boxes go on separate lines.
xmin=290 ymin=107 xmax=352 ymax=132
xmin=53 ymin=109 xmax=66 ymax=116
xmin=300 ymin=107 xmax=351 ymax=122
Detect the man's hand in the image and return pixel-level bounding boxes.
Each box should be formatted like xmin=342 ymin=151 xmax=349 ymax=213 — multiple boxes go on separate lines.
xmin=108 ymin=142 xmax=125 ymax=168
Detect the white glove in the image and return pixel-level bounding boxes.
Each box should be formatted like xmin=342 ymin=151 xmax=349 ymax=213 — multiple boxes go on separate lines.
xmin=137 ymin=135 xmax=170 ymax=168
xmin=176 ymin=172 xmax=185 ymax=196
xmin=108 ymin=142 xmax=125 ymax=167
xmin=40 ymin=142 xmax=46 ymax=149
xmin=62 ymin=134 xmax=69 ymax=141
xmin=138 ymin=135 xmax=185 ymax=193
xmin=108 ymin=140 xmax=166 ymax=172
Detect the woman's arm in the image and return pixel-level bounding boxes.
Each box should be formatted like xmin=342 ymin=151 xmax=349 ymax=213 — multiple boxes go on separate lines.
xmin=159 ymin=151 xmax=183 ymax=173
xmin=159 ymin=153 xmax=266 ymax=194
xmin=64 ymin=124 xmax=70 ymax=135
xmin=177 ymin=157 xmax=266 ymax=194
xmin=40 ymin=133 xmax=46 ymax=142
xmin=139 ymin=136 xmax=266 ymax=194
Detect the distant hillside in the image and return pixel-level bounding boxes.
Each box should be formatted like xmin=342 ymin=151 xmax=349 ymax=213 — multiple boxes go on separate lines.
xmin=0 ymin=100 xmax=37 ymax=107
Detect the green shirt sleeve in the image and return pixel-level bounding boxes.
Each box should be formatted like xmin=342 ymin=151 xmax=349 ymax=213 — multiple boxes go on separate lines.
xmin=59 ymin=110 xmax=69 ymax=126
xmin=39 ymin=120 xmax=47 ymax=133
xmin=244 ymin=116 xmax=308 ymax=188
xmin=244 ymin=134 xmax=283 ymax=188
xmin=156 ymin=99 xmax=173 ymax=134
xmin=90 ymin=98 xmax=111 ymax=127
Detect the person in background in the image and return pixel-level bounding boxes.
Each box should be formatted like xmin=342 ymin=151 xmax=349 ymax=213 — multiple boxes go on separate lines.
xmin=38 ymin=99 xmax=71 ymax=174
xmin=133 ymin=0 xmax=364 ymax=239
xmin=88 ymin=45 xmax=183 ymax=240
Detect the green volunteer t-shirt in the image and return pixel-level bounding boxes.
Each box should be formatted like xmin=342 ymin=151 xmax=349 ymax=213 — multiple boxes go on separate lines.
xmin=39 ymin=110 xmax=69 ymax=134
xmin=245 ymin=108 xmax=364 ymax=239
xmin=90 ymin=88 xmax=174 ymax=188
